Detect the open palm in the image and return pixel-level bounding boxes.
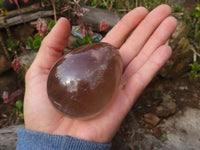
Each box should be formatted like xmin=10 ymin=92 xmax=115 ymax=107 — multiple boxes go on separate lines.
xmin=24 ymin=5 xmax=177 ymax=143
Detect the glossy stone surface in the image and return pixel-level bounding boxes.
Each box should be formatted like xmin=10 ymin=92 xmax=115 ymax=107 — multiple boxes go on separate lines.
xmin=47 ymin=42 xmax=123 ymax=119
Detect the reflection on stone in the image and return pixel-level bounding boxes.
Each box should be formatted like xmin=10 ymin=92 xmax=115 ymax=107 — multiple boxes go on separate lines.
xmin=47 ymin=42 xmax=123 ymax=119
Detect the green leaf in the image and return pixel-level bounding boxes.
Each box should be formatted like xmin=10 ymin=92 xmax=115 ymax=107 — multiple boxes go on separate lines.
xmin=91 ymin=0 xmax=97 ymax=6
xmin=48 ymin=20 xmax=56 ymax=30
xmin=195 ymin=11 xmax=200 ymax=18
xmin=16 ymin=40 xmax=20 ymax=45
xmin=173 ymin=6 xmax=184 ymax=13
xmin=19 ymin=113 xmax=24 ymax=118
xmin=185 ymin=18 xmax=190 ymax=24
xmin=34 ymin=33 xmax=42 ymax=39
xmin=118 ymin=5 xmax=124 ymax=9
xmin=100 ymin=2 xmax=108 ymax=9
xmin=16 ymin=100 xmax=23 ymax=111
xmin=28 ymin=36 xmax=34 ymax=42
xmin=27 ymin=32 xmax=44 ymax=51
xmin=33 ymin=39 xmax=41 ymax=51
xmin=12 ymin=108 xmax=17 ymax=114
xmin=190 ymin=11 xmax=196 ymax=18
xmin=189 ymin=61 xmax=200 ymax=78
xmin=76 ymin=33 xmax=94 ymax=47
xmin=0 ymin=1 xmax=3 ymax=8
xmin=6 ymin=39 xmax=19 ymax=51
xmin=195 ymin=4 xmax=200 ymax=11
xmin=162 ymin=133 xmax=167 ymax=141
xmin=26 ymin=36 xmax=34 ymax=49
xmin=187 ymin=32 xmax=192 ymax=38
xmin=197 ymin=31 xmax=200 ymax=39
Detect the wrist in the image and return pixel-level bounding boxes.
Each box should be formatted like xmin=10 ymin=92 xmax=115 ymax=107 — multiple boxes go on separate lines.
xmin=17 ymin=128 xmax=112 ymax=150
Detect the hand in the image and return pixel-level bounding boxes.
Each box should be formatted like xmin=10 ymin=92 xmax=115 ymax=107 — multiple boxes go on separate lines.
xmin=24 ymin=5 xmax=177 ymax=143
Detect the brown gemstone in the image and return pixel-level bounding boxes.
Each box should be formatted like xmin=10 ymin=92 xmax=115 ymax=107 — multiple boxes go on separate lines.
xmin=47 ymin=42 xmax=123 ymax=119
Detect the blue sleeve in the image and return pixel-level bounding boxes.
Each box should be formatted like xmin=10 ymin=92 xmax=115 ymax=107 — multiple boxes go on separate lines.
xmin=17 ymin=128 xmax=111 ymax=150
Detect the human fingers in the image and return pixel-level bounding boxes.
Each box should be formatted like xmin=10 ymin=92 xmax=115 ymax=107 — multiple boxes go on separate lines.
xmin=122 ymin=16 xmax=177 ymax=80
xmin=88 ymin=45 xmax=172 ymax=138
xmin=119 ymin=5 xmax=172 ymax=67
xmin=122 ymin=45 xmax=172 ymax=108
xmin=101 ymin=7 xmax=148 ymax=48
xmin=32 ymin=18 xmax=71 ymax=70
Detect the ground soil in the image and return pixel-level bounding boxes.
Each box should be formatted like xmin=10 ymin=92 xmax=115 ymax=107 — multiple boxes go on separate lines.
xmin=111 ymin=75 xmax=200 ymax=149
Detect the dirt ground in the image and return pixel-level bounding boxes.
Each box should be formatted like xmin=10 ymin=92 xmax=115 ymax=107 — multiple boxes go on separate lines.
xmin=111 ymin=75 xmax=200 ymax=149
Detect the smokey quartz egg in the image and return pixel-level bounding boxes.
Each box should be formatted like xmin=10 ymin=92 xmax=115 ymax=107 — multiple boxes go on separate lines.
xmin=47 ymin=42 xmax=123 ymax=119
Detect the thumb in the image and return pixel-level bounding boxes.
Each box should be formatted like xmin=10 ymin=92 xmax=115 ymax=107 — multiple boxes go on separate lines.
xmin=33 ymin=17 xmax=71 ymax=70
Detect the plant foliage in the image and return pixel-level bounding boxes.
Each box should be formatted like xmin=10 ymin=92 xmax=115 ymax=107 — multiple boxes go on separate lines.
xmin=76 ymin=33 xmax=94 ymax=47
xmin=26 ymin=20 xmax=56 ymax=52
xmin=185 ymin=4 xmax=200 ymax=78
xmin=189 ymin=61 xmax=200 ymax=78
xmin=6 ymin=39 xmax=19 ymax=51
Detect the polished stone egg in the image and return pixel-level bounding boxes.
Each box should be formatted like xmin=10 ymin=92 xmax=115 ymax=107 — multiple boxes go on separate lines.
xmin=47 ymin=42 xmax=123 ymax=119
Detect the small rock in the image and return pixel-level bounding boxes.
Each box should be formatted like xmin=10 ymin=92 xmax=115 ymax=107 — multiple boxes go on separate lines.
xmin=67 ymin=35 xmax=78 ymax=49
xmin=163 ymin=102 xmax=176 ymax=114
xmin=155 ymin=106 xmax=171 ymax=117
xmin=178 ymin=86 xmax=188 ymax=90
xmin=144 ymin=113 xmax=160 ymax=126
xmin=162 ymin=93 xmax=173 ymax=102
xmin=147 ymin=103 xmax=152 ymax=107
xmin=155 ymin=102 xmax=176 ymax=117
xmin=82 ymin=6 xmax=120 ymax=32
